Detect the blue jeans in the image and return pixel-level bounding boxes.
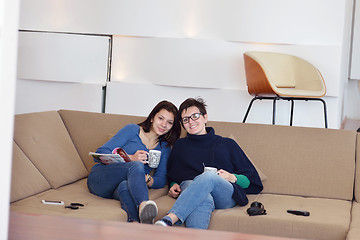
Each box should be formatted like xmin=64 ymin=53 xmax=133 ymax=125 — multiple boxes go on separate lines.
xmin=169 ymin=171 xmax=236 ymax=229
xmin=87 ymin=161 xmax=148 ymax=222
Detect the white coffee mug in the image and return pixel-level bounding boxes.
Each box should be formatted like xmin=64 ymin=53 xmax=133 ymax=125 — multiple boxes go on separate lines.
xmin=146 ymin=150 xmax=161 ymax=168
xmin=204 ymin=166 xmax=218 ymax=174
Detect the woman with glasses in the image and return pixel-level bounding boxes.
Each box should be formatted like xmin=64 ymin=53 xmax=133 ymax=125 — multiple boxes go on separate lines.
xmin=87 ymin=100 xmax=181 ymax=224
xmin=155 ymin=98 xmax=263 ymax=228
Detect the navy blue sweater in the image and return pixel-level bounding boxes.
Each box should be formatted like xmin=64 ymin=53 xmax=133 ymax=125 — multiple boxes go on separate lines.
xmin=167 ymin=127 xmax=263 ymax=206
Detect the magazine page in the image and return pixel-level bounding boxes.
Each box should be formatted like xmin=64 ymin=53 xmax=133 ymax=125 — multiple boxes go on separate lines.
xmin=112 ymin=148 xmax=132 ymax=163
xmin=89 ymin=152 xmax=125 ymax=165
xmin=89 ymin=148 xmax=131 ymax=165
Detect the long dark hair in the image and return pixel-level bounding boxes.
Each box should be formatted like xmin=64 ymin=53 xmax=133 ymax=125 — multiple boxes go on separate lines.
xmin=138 ymin=100 xmax=181 ymax=146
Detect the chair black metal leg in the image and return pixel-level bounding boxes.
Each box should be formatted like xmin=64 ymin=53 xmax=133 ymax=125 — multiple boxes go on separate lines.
xmin=272 ymin=97 xmax=278 ymax=125
xmin=319 ymin=99 xmax=328 ymax=128
xmin=243 ymin=95 xmax=328 ymax=128
xmin=243 ymin=97 xmax=258 ymax=123
xmin=290 ymin=99 xmax=294 ymax=126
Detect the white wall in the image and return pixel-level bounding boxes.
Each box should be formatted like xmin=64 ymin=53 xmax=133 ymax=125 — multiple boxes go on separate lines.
xmin=14 ymin=80 xmax=104 ymax=114
xmin=17 ymin=0 xmax=354 ymax=129
xmin=16 ymin=31 xmax=110 ymax=113
xmin=17 ymin=32 xmax=110 ymax=84
xmin=350 ymin=0 xmax=360 ymax=80
xmin=347 ymin=0 xmax=360 ymax=120
xmin=19 ymin=0 xmax=345 ymax=45
xmin=106 ymin=81 xmax=336 ymax=128
xmin=106 ymin=0 xmax=351 ymax=129
xmin=111 ymin=37 xmax=342 ymax=95
xmin=0 ymin=0 xmax=20 ymax=239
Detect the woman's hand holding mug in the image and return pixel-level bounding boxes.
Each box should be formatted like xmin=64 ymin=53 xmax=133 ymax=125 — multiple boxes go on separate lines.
xmin=129 ymin=150 xmax=161 ymax=168
xmin=130 ymin=150 xmax=148 ymax=162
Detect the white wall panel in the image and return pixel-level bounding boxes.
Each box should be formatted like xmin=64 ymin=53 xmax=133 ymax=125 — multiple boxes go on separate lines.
xmin=345 ymin=79 xmax=360 ymax=119
xmin=112 ymin=36 xmax=341 ymax=96
xmin=17 ymin=31 xmax=109 ymax=84
xmin=14 ymin=79 xmax=103 ymax=114
xmin=111 ymin=37 xmax=244 ymax=89
xmin=16 ymin=0 xmax=354 ymax=128
xmin=350 ymin=0 xmax=360 ymax=80
xmin=19 ymin=0 xmax=344 ymax=45
xmin=105 ymin=82 xmax=339 ymax=128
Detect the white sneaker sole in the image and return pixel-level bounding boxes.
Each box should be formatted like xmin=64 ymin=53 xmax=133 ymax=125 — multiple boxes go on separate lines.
xmin=139 ymin=200 xmax=158 ymax=224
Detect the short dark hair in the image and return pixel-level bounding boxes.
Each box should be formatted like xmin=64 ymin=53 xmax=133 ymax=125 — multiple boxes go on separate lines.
xmin=139 ymin=100 xmax=181 ymax=146
xmin=179 ymin=97 xmax=207 ymax=121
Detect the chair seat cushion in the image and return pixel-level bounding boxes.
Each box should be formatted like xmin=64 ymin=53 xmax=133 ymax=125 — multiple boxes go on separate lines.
xmin=274 ymin=87 xmax=326 ymax=98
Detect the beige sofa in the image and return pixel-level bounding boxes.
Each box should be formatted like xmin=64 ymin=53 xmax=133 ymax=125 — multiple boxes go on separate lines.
xmin=10 ymin=110 xmax=360 ymax=240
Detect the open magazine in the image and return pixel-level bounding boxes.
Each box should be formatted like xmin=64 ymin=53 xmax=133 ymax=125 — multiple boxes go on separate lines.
xmin=89 ymin=148 xmax=131 ymax=165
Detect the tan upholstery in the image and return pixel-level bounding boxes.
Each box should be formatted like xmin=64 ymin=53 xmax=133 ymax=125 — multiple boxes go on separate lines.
xmin=243 ymin=51 xmax=326 ymax=98
xmin=9 ymin=110 xmax=360 ymax=240
xmin=58 ymin=110 xmax=145 ymax=172
xmin=10 ymin=178 xmax=167 ymax=221
xmin=346 ymin=202 xmax=360 ymax=240
xmin=13 ymin=111 xmax=88 ymax=188
xmin=10 ymin=141 xmax=51 ymax=202
xmin=10 ymin=179 xmax=128 ymax=221
xmin=155 ymin=193 xmax=351 ymax=240
xmin=209 ymin=194 xmax=351 ymax=240
xmin=208 ymin=121 xmax=356 ymax=200
xmin=228 ymin=134 xmax=267 ymax=181
xmin=356 ymin=133 xmax=360 ymax=202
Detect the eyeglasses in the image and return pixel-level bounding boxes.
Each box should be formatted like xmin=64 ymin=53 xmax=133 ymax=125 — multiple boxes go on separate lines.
xmin=181 ymin=113 xmax=203 ymax=124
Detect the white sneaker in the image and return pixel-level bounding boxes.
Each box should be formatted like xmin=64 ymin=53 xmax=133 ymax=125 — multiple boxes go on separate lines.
xmin=154 ymin=220 xmax=168 ymax=226
xmin=139 ymin=200 xmax=158 ymax=224
xmin=154 ymin=216 xmax=173 ymax=227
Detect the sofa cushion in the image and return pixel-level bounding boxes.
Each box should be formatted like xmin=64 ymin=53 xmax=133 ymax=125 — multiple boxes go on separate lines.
xmin=208 ymin=122 xmax=356 ymax=200
xmin=346 ymin=202 xmax=360 ymax=240
xmin=10 ymin=178 xmax=168 ymax=221
xmin=10 ymin=179 xmax=127 ymax=221
xmin=155 ymin=193 xmax=351 ymax=239
xmin=10 ymin=141 xmax=51 ymax=203
xmin=58 ymin=110 xmax=145 ymax=172
xmin=228 ymin=134 xmax=267 ymax=181
xmin=13 ymin=111 xmax=88 ymax=189
xmin=208 ymin=193 xmax=351 ymax=240
xmin=355 ymin=133 xmax=360 ymax=202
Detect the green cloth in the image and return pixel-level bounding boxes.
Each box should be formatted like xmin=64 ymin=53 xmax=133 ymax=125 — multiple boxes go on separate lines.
xmin=234 ymin=174 xmax=250 ymax=189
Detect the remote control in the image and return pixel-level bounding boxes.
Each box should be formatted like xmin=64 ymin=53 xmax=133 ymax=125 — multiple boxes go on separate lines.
xmin=287 ymin=210 xmax=310 ymax=216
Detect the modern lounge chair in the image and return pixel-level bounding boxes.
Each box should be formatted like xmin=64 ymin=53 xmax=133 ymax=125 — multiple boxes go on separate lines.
xmin=242 ymin=51 xmax=328 ymax=128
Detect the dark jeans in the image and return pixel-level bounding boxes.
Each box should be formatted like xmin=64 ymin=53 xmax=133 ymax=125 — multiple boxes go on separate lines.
xmin=87 ymin=161 xmax=149 ymax=222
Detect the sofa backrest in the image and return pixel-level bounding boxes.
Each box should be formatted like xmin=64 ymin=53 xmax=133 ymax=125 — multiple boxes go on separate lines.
xmin=58 ymin=110 xmax=146 ymax=172
xmin=12 ymin=110 xmax=357 ymax=203
xmin=207 ymin=121 xmax=357 ymax=201
xmin=13 ymin=111 xmax=88 ymax=189
xmin=10 ymin=141 xmax=51 ymax=202
xmin=355 ymin=133 xmax=360 ymax=202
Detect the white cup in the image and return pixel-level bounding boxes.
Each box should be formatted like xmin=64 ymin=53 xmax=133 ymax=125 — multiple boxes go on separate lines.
xmin=204 ymin=166 xmax=218 ymax=174
xmin=146 ymin=150 xmax=161 ymax=168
